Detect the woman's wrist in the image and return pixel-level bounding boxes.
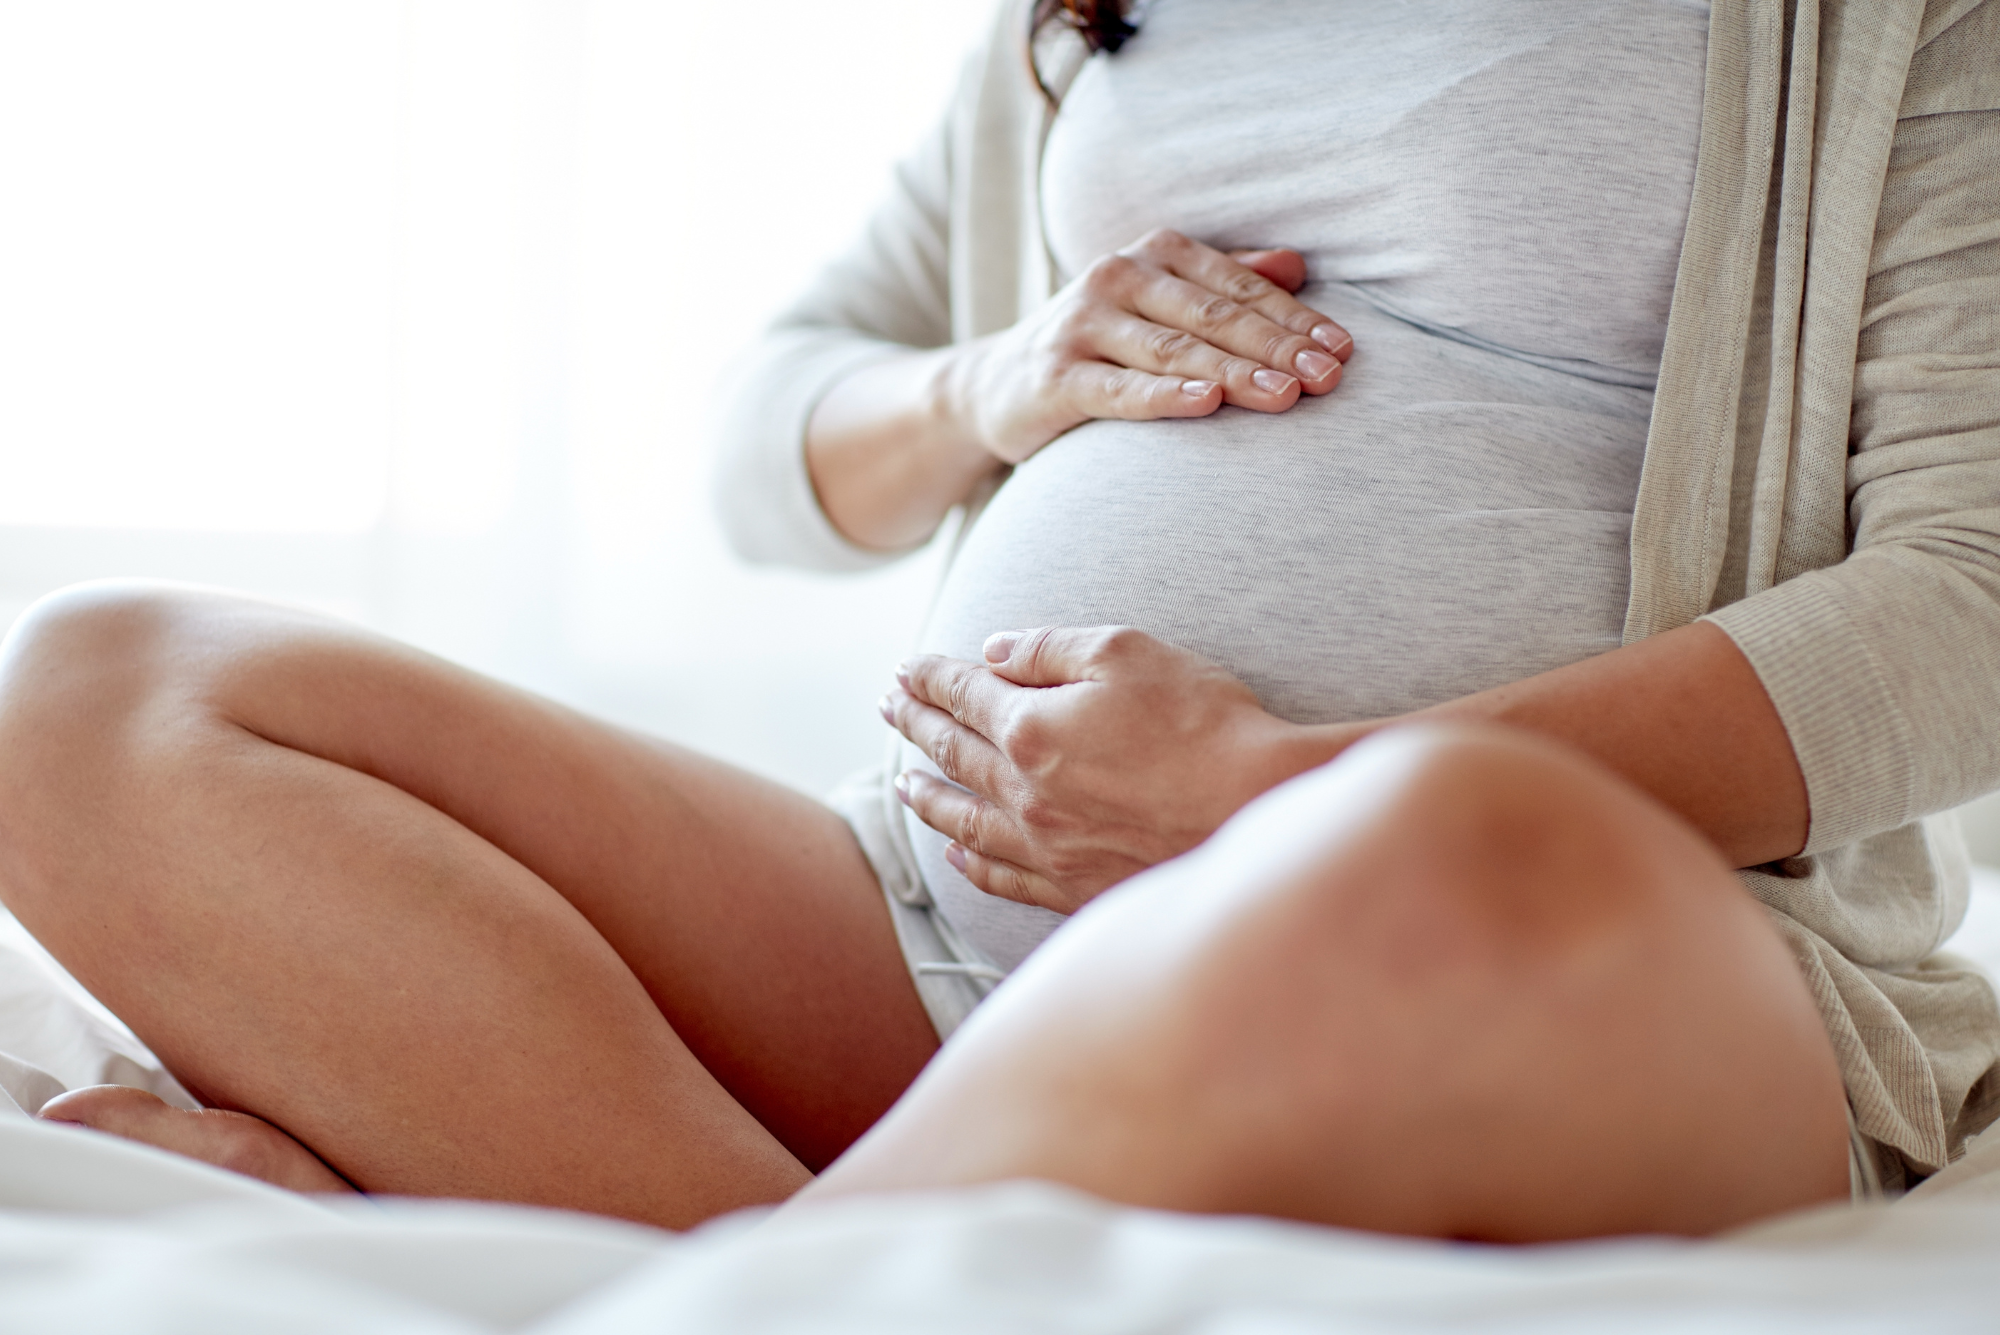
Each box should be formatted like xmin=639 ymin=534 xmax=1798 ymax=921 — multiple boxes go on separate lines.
xmin=806 ymin=347 xmax=1007 ymax=550
xmin=924 ymin=338 xmax=1017 ymax=471
xmin=1236 ymin=713 xmax=1376 ymax=804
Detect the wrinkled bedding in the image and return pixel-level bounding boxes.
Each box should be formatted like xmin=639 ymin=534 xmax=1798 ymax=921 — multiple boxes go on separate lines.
xmin=0 ymin=873 xmax=1995 ymax=1332
xmin=3 ymin=1114 xmax=1999 ymax=1333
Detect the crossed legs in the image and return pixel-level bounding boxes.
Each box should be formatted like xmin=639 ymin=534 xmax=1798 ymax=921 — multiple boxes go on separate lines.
xmin=0 ymin=583 xmax=939 ymax=1225
xmin=0 ymin=584 xmax=1849 ymax=1237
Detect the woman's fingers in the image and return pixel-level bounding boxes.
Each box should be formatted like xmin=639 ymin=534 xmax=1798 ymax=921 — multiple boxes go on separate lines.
xmin=1060 ymin=361 xmax=1226 ymax=422
xmin=896 ymin=653 xmax=1015 ymax=737
xmin=1082 ymin=236 xmax=1345 ymax=404
xmin=881 ymin=690 xmax=1009 ymax=794
xmin=950 ymin=227 xmax=1352 ymax=464
xmin=1130 ymin=272 xmax=1341 ymax=398
xmin=1124 ymin=230 xmax=1353 ymax=364
xmin=1227 ymin=247 xmax=1308 ymax=294
xmin=1092 ymin=311 xmax=1316 ymax=409
xmin=943 ymin=841 xmax=1061 ymax=911
xmin=894 ymin=769 xmax=1034 ymax=871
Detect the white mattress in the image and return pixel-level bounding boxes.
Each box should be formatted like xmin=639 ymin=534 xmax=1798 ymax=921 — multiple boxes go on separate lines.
xmin=1 ymin=870 xmax=1997 ymax=1332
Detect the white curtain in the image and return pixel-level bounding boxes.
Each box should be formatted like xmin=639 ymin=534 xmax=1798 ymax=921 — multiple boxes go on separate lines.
xmin=0 ymin=0 xmax=984 ymax=794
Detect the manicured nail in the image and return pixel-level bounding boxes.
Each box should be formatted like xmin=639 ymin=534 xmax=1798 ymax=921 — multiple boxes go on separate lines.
xmin=1311 ymin=323 xmax=1353 ymax=359
xmin=878 ymin=694 xmax=896 ymax=724
xmin=893 ymin=772 xmax=912 ymax=806
xmin=1251 ymin=368 xmax=1296 ymax=394
xmin=894 ymin=662 xmax=911 ymax=690
xmin=1294 ymin=348 xmax=1338 ymax=381
xmin=944 ymin=842 xmax=968 ymax=873
xmin=984 ymin=631 xmax=1021 ymax=663
xmin=1180 ymin=379 xmax=1218 ymax=397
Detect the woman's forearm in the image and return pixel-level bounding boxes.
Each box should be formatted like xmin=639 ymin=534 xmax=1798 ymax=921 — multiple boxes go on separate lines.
xmin=806 ymin=347 xmax=1004 ymax=551
xmin=1281 ymin=622 xmax=1810 ymax=868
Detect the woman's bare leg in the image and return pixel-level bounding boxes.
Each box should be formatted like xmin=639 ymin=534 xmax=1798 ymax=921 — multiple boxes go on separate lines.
xmin=811 ymin=725 xmax=1851 ymax=1240
xmin=0 ymin=582 xmax=938 ymax=1227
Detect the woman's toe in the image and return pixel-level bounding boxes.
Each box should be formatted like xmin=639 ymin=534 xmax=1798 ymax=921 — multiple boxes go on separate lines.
xmin=39 ymin=1084 xmax=355 ymax=1194
xmin=37 ymin=1083 xmax=178 ymax=1136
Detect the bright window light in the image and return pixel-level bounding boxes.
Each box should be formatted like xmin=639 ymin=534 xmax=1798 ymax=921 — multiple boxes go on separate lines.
xmin=0 ymin=3 xmax=402 ymax=532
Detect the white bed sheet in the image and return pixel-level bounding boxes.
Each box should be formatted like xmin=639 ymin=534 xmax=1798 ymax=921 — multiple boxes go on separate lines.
xmin=1 ymin=1108 xmax=1998 ymax=1334
xmin=0 ymin=871 xmax=1996 ymax=1332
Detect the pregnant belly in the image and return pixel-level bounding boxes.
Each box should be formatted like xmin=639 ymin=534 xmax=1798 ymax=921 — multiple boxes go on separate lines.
xmin=903 ymin=382 xmax=1647 ymax=971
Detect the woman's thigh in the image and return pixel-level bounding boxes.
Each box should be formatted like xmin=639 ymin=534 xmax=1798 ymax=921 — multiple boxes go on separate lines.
xmin=0 ymin=583 xmax=936 ymax=1209
xmin=813 ymin=725 xmax=1850 ymax=1239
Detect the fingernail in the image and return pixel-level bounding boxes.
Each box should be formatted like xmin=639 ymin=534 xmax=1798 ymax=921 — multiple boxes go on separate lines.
xmin=1180 ymin=379 xmax=1217 ymax=397
xmin=893 ymin=772 xmax=912 ymax=806
xmin=944 ymin=842 xmax=968 ymax=873
xmin=984 ymin=631 xmax=1021 ymax=663
xmin=1251 ymin=368 xmax=1296 ymax=394
xmin=1311 ymin=323 xmax=1353 ymax=359
xmin=1294 ymin=348 xmax=1338 ymax=381
xmin=893 ymin=662 xmax=911 ymax=690
xmin=878 ymin=694 xmax=896 ymax=724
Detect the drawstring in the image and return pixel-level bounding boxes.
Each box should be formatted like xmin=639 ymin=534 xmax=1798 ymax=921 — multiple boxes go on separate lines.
xmin=915 ymin=961 xmax=1009 ymax=983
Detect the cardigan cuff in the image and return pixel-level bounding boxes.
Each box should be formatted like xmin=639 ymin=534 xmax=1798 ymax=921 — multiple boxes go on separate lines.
xmin=711 ymin=329 xmax=921 ymax=573
xmin=1703 ymin=574 xmax=1920 ymax=855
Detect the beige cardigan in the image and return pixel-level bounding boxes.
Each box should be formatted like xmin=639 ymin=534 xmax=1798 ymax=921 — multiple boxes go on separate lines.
xmin=715 ymin=0 xmax=2000 ymax=1180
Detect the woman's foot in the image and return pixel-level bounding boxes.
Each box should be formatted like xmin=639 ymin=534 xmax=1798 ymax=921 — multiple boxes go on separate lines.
xmin=38 ymin=1085 xmax=357 ymax=1194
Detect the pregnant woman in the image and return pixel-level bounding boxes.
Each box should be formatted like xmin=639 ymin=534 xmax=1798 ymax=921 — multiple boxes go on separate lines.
xmin=1 ymin=0 xmax=1995 ymax=1240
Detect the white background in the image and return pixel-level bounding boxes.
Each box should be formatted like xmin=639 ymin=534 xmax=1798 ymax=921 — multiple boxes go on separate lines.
xmin=0 ymin=0 xmax=1996 ymax=858
xmin=0 ymin=0 xmax=986 ymax=797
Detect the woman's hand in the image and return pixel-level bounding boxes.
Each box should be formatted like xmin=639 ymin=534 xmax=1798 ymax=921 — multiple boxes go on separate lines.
xmin=880 ymin=625 xmax=1340 ymax=915
xmin=882 ymin=621 xmax=1814 ymax=906
xmin=949 ymin=230 xmax=1352 ymax=466
xmin=806 ymin=231 xmax=1353 ymax=550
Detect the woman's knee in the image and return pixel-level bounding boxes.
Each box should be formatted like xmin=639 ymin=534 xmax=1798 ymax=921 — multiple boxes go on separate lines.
xmin=0 ymin=582 xmax=223 ymax=741
xmin=1194 ymin=725 xmax=1724 ymax=977
xmin=1115 ymin=726 xmax=1797 ymax=1127
xmin=993 ymin=729 xmax=1663 ymax=1099
xmin=998 ymin=726 xmax=1679 ymax=1054
xmin=1066 ymin=728 xmax=1843 ymax=1232
xmin=0 ymin=585 xmax=211 ymax=916
xmin=840 ymin=726 xmax=1845 ymax=1232
xmin=0 ymin=582 xmax=282 ymax=877
xmin=1343 ymin=723 xmax=1707 ymax=869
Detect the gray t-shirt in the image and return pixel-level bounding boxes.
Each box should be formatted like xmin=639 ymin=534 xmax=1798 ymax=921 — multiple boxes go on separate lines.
xmin=903 ymin=0 xmax=1711 ymax=970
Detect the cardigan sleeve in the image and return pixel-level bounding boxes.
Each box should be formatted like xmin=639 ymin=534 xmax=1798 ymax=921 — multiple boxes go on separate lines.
xmin=710 ymin=106 xmax=958 ymax=571
xmin=1705 ymin=94 xmax=2000 ymax=851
